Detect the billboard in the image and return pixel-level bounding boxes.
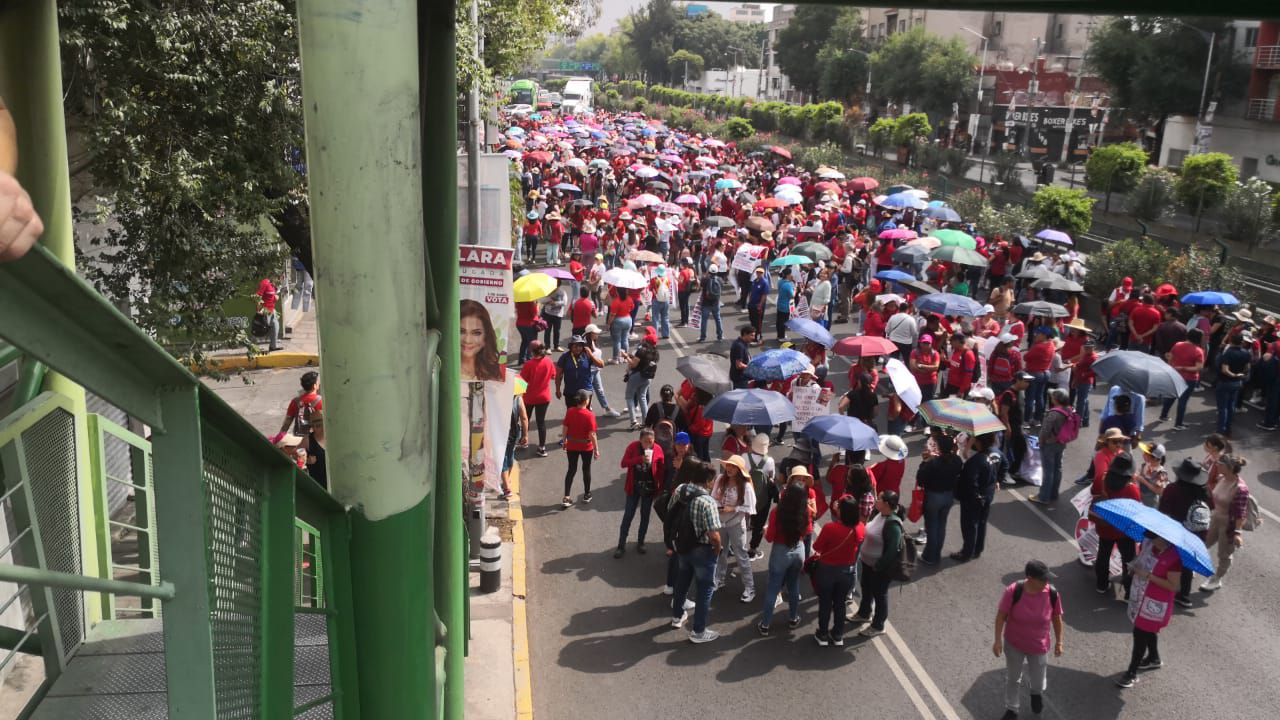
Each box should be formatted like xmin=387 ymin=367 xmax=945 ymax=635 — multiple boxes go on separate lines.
xmin=992 ymin=106 xmax=1105 ymax=162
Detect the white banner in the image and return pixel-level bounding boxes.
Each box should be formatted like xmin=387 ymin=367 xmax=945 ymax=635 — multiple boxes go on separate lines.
xmin=732 ymin=243 xmax=767 ymax=274
xmin=790 ymin=384 xmax=829 ymax=430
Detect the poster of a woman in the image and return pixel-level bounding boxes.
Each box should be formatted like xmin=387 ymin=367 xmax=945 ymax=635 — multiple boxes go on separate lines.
xmin=459 ymin=247 xmax=516 ymax=501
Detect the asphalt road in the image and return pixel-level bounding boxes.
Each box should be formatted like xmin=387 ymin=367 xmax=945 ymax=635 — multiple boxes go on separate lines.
xmin=519 ymin=293 xmax=1280 ymax=720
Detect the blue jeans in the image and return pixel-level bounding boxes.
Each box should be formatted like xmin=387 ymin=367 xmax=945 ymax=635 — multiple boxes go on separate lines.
xmin=652 ymin=300 xmax=671 ymax=338
xmin=922 ymin=490 xmax=954 ymax=563
xmin=610 ymin=316 xmax=632 ymax=361
xmin=1216 ymin=380 xmax=1242 ymax=434
xmin=625 ymin=373 xmax=651 ymax=424
xmin=1025 ymin=371 xmax=1049 ymax=422
xmin=590 ymin=368 xmax=612 ymax=412
xmin=1161 ymin=379 xmax=1198 ymax=426
xmin=1038 ymin=442 xmax=1066 ymax=502
xmin=545 ymin=242 xmax=560 ymax=265
xmin=698 ymin=302 xmax=723 ymax=341
xmin=1072 ymin=382 xmax=1092 ymax=427
xmin=760 ymin=541 xmax=803 ymax=627
xmin=672 ymin=544 xmax=718 ymax=633
xmin=814 ymin=562 xmax=856 ymax=638
xmin=617 ymin=492 xmax=653 ymax=547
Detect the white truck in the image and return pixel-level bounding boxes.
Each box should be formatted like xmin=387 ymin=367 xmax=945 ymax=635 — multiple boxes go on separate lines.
xmin=561 ymin=77 xmax=593 ymax=116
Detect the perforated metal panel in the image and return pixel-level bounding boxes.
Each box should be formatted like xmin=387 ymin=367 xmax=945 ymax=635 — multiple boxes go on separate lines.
xmin=202 ymin=436 xmax=264 ymax=720
xmin=21 ymin=409 xmax=84 ymax=661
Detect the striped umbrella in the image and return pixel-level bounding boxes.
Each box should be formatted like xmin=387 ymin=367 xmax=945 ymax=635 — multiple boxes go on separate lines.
xmin=746 ymin=349 xmax=812 ymax=381
xmin=918 ymin=399 xmax=1005 ymax=436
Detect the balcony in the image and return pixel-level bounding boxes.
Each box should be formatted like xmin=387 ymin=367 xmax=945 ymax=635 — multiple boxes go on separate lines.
xmin=1246 ymin=97 xmax=1278 ymax=122
xmin=1256 ymin=45 xmax=1280 ymax=69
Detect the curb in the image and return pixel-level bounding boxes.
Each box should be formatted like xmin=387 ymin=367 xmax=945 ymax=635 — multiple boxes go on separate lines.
xmin=196 ymin=351 xmax=320 ymax=372
xmin=507 ymin=463 xmax=534 ymax=720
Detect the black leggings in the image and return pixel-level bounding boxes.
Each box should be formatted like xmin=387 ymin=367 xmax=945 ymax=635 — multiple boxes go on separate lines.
xmin=528 ymin=402 xmax=549 ymax=447
xmin=565 ymin=450 xmax=593 ymax=497
xmin=1128 ymin=628 xmax=1160 ymax=674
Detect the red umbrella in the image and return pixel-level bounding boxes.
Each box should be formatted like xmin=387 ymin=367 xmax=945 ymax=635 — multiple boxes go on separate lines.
xmin=755 ymin=197 xmax=787 ymax=210
xmin=769 ymin=145 xmax=792 ymax=160
xmin=1155 ymin=282 xmax=1178 ymax=298
xmin=525 ymin=150 xmax=553 ymax=164
xmin=814 ymin=181 xmax=841 ymax=193
xmin=846 ymin=177 xmax=879 ymax=193
xmin=833 ymin=335 xmax=898 ymax=358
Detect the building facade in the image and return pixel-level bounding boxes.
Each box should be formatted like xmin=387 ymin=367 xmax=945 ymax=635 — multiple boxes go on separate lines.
xmin=729 ymin=3 xmax=768 ymax=24
xmin=763 ymin=4 xmax=802 ymax=103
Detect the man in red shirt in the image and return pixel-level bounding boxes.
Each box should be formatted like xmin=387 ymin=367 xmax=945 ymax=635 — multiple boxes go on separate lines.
xmin=570 ymin=286 xmax=595 ymax=336
xmin=277 ymin=371 xmax=325 ymax=486
xmin=256 ymin=277 xmax=282 ymax=351
xmin=1126 ymin=295 xmax=1162 ymax=353
xmin=943 ymin=332 xmax=978 ymax=398
xmin=1160 ymin=327 xmax=1206 ymax=429
xmin=1022 ymin=327 xmax=1056 ymax=423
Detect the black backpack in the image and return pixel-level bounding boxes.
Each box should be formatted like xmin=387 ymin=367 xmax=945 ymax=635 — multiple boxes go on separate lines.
xmin=292 ymin=395 xmax=320 ymax=437
xmin=1010 ymin=580 xmax=1058 ymax=610
xmin=669 ymin=486 xmax=709 ymax=555
xmin=887 ymin=514 xmax=916 ymax=582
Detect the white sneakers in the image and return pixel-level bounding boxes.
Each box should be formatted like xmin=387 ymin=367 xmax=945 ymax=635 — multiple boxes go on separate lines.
xmin=740 ymin=590 xmax=755 ymax=603
xmin=671 ymin=611 xmax=687 ymax=628
xmin=663 ymin=585 xmax=674 ymax=596
xmin=1200 ymin=576 xmax=1224 ymax=591
xmin=688 ymin=629 xmax=720 ymax=644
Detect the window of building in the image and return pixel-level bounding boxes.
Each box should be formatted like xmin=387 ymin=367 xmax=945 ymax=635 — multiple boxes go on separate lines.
xmin=1241 ymin=157 xmax=1259 ymax=178
xmin=899 ymin=20 xmax=906 ymax=32
xmin=879 ymin=23 xmax=886 ymax=37
xmin=1167 ymin=149 xmax=1188 ymax=168
xmin=1245 ymin=27 xmax=1259 ymax=48
xmin=1056 ymin=23 xmax=1063 ymax=39
xmin=993 ymin=21 xmax=1003 ymax=36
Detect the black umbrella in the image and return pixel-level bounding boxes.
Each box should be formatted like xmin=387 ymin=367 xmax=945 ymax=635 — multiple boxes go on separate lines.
xmin=647 ymin=180 xmax=671 ymax=191
xmin=1012 ymin=301 xmax=1070 ymax=318
xmin=1032 ymin=275 xmax=1084 ymax=293
xmin=897 ymin=278 xmax=939 ymax=296
xmin=705 ymin=215 xmax=736 ymax=228
xmin=676 ymin=355 xmax=732 ymax=395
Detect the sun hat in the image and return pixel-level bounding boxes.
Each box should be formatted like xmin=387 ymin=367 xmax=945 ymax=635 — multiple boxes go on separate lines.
xmin=656 ymin=265 xmax=667 ymax=276
xmin=722 ymin=455 xmax=750 ymax=475
xmin=999 ymin=333 xmax=1018 ymax=344
xmin=1138 ymin=441 xmax=1166 ymax=460
xmin=1233 ymin=308 xmax=1253 ymax=323
xmin=568 ymin=335 xmax=587 ymax=346
xmin=583 ymin=324 xmax=602 ymax=335
xmin=968 ymin=387 xmax=995 ymax=402
xmin=877 ymin=434 xmax=909 ymax=461
xmin=1025 ymin=559 xmax=1057 ymax=581
xmin=1101 ymin=427 xmax=1127 ymax=441
xmin=595 ymin=253 xmax=604 ymax=260
xmin=674 ymin=432 xmax=691 ymax=445
xmin=1173 ymin=458 xmax=1206 ymax=486
xmin=1030 ymin=251 xmax=1046 ymax=262
xmin=274 ymin=433 xmax=306 ymax=448
xmin=1064 ymin=318 xmax=1090 ymax=332
xmin=800 ymin=363 xmax=817 ymax=376
xmin=527 ymin=211 xmax=540 ymax=220
xmin=751 ymin=433 xmax=770 ymax=454
xmin=787 ymin=465 xmax=812 ymax=480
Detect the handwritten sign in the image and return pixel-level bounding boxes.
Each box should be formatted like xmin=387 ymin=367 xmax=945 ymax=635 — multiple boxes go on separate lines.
xmin=791 ymin=384 xmax=829 ymax=430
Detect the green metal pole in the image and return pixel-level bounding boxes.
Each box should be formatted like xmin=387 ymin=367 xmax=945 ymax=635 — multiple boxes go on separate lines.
xmin=296 ymin=2 xmax=436 ymax=717
xmin=421 ymin=3 xmax=466 ymax=717
xmin=0 ymin=0 xmax=102 ymax=621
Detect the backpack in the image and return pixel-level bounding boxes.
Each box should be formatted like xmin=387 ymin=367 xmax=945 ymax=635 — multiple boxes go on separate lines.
xmin=1183 ymin=499 xmax=1211 ymax=533
xmin=1010 ymin=581 xmax=1058 ymax=611
xmin=654 ymin=278 xmax=671 ymax=303
xmin=1242 ymin=492 xmax=1263 ymax=531
xmin=887 ymin=515 xmax=916 ymax=582
xmin=968 ymin=350 xmax=982 ymax=385
xmin=746 ymin=453 xmax=768 ymax=497
xmin=1049 ymin=406 xmax=1081 ymax=444
xmin=701 ymin=275 xmax=722 ymax=304
xmin=671 ymin=487 xmax=709 ymax=555
xmin=292 ymin=395 xmax=320 ymax=437
xmin=653 ymin=489 xmax=674 ymax=522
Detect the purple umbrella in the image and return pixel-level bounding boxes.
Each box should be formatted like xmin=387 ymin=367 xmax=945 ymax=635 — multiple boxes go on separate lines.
xmin=537 ymin=268 xmax=574 ymax=281
xmin=1035 ymin=228 xmax=1073 ymax=246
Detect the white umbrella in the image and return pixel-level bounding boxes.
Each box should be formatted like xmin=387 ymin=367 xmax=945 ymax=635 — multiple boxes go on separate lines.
xmin=634 ymin=166 xmax=659 ymax=179
xmin=875 ymin=293 xmax=906 ymax=305
xmin=885 ymin=359 xmax=922 ymax=412
xmin=565 ymin=157 xmax=586 ymax=168
xmin=602 ymin=267 xmax=647 ymax=289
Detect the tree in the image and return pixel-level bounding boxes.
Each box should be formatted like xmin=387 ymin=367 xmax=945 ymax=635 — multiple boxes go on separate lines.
xmin=459 ymin=0 xmax=598 ymax=97
xmin=868 ymin=118 xmax=895 ymax=157
xmin=813 ymin=10 xmax=867 ymax=102
xmin=1084 ymin=142 xmax=1148 ymax=211
xmin=624 ymin=0 xmax=678 ymax=81
xmin=1031 ymin=187 xmax=1095 ymax=237
xmin=1221 ymin=178 xmax=1277 ymax=248
xmin=671 ymin=12 xmax=766 ymax=71
xmin=1128 ymin=167 xmax=1177 ymax=222
xmin=1176 ymin=152 xmax=1238 ymax=213
xmin=869 ymin=29 xmax=975 ymax=116
xmin=774 ymin=5 xmax=844 ymax=96
xmin=667 ymin=49 xmax=705 ymax=85
xmin=1082 ymin=237 xmax=1172 ymax=300
xmin=723 ymin=117 xmax=755 ymax=141
xmin=892 ymin=113 xmax=932 ymax=164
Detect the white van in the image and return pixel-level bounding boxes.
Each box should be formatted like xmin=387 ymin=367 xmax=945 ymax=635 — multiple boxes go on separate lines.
xmin=561 ymin=77 xmax=593 ymax=115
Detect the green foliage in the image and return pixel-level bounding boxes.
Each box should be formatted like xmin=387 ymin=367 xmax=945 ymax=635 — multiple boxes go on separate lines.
xmin=1128 ymin=167 xmax=1177 ymax=222
xmin=632 ymin=96 xmax=650 ymax=113
xmin=892 ymin=113 xmax=933 ymax=147
xmin=774 ymin=5 xmax=845 ymax=96
xmin=667 ymin=49 xmax=705 ymax=82
xmin=1082 ymin=237 xmax=1172 ymax=300
xmin=870 ymin=29 xmax=976 ymax=116
xmin=61 ymin=0 xmax=298 ymax=354
xmin=458 ymin=0 xmax=596 ymax=100
xmin=989 ymin=204 xmax=1038 ymax=239
xmin=723 ymin=117 xmax=755 ymax=140
xmin=1165 ymin=246 xmax=1250 ymax=301
xmin=1084 ymin=142 xmax=1148 ymax=195
xmin=991 ymin=152 xmax=1023 ymax=190
xmin=943 ymin=148 xmax=974 ymax=178
xmin=627 ymin=0 xmax=764 ymax=83
xmin=1031 ymin=187 xmax=1095 ymax=237
xmin=868 ymin=118 xmax=895 ymax=157
xmin=1221 ymin=178 xmax=1277 ymax=248
xmin=795 ymin=141 xmax=845 ymax=172
xmin=948 ymin=188 xmax=990 ymax=225
xmin=813 ymin=10 xmax=868 ymax=102
xmin=1176 ymin=153 xmax=1238 ymax=211
xmin=916 ymin=142 xmax=945 ymax=173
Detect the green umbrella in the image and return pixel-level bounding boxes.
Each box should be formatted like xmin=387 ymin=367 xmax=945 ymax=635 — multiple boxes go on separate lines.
xmin=931 ymin=245 xmax=989 ymax=267
xmin=791 ymin=242 xmax=833 ymax=262
xmin=929 ymin=229 xmax=977 ymax=250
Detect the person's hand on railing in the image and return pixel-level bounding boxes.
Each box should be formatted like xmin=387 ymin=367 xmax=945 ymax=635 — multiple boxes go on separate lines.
xmin=0 ymin=170 xmax=42 ymax=262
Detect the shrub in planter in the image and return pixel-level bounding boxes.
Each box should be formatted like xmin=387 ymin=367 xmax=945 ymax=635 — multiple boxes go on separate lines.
xmin=868 ymin=118 xmax=895 ymax=157
xmin=1165 ymin=246 xmax=1250 ymax=301
xmin=723 ymin=117 xmax=755 ymax=140
xmin=1176 ymin=152 xmax=1237 ymax=212
xmin=1031 ymin=186 xmax=1094 ymax=237
xmin=991 ymin=152 xmax=1023 ymax=190
xmin=1081 ymin=237 xmax=1172 ymax=301
xmin=1128 ymin=167 xmax=1176 ymax=222
xmin=943 ymin=148 xmax=974 ymax=178
xmin=796 ymin=141 xmax=845 ymax=172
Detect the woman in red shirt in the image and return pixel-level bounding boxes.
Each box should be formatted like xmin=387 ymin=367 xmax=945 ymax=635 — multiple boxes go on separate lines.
xmin=722 ymin=424 xmax=751 ymax=459
xmin=519 ymin=340 xmax=558 ymax=455
xmin=869 ymin=435 xmax=908 ymax=495
xmin=1022 ymin=328 xmax=1057 ymax=422
xmin=560 ymin=389 xmax=600 ymax=508
xmin=811 ymin=495 xmax=866 ymax=645
xmin=1089 ymin=451 xmax=1141 ymax=597
xmin=988 ymin=337 xmax=1023 ymax=395
xmin=616 ymin=429 xmax=665 ymax=555
xmin=516 ymin=300 xmax=540 ymax=364
xmin=682 ymin=388 xmax=715 ymax=462
xmin=910 ymin=335 xmax=942 ymax=404
xmin=863 ymin=302 xmax=888 ymax=337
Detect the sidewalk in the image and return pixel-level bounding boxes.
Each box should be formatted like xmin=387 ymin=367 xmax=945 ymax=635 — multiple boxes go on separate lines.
xmin=202 ymin=302 xmax=320 ymax=372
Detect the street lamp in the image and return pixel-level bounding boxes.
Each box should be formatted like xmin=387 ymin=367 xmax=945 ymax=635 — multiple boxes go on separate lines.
xmin=961 ymin=26 xmax=990 ymax=182
xmin=728 ymin=45 xmax=744 ymax=97
xmin=847 ymin=47 xmax=873 ymax=115
xmin=1170 ymin=19 xmax=1216 ymax=155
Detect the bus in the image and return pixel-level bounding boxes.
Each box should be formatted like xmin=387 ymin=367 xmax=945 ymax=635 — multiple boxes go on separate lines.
xmin=509 ymin=79 xmax=539 ymax=108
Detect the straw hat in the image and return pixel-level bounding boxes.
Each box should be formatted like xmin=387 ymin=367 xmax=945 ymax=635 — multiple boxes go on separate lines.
xmin=1233 ymin=308 xmax=1253 ymax=324
xmin=1029 ymin=251 xmax=1046 ymax=262
xmin=878 ymin=435 xmax=908 ymax=461
xmin=751 ymin=433 xmax=771 ymax=454
xmin=1101 ymin=427 xmax=1127 ymax=441
xmin=275 ymin=433 xmax=306 ymax=449
xmin=1064 ymin=318 xmax=1090 ymax=332
xmin=722 ymin=455 xmax=749 ymax=475
xmin=787 ymin=465 xmax=812 ymax=480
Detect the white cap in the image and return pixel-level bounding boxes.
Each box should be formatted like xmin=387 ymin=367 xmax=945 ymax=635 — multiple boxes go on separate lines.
xmin=980 ymin=304 xmax=995 ymax=315
xmin=708 ymin=264 xmax=719 ymax=273
xmin=998 ymin=333 xmax=1018 ymax=344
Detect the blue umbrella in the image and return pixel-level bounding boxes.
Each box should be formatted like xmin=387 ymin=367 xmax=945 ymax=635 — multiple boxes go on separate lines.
xmin=1180 ymin=291 xmax=1240 ymax=306
xmin=715 ymin=178 xmax=743 ymax=191
xmin=704 ymin=389 xmax=797 ymax=426
xmin=785 ymin=317 xmax=835 ymax=348
xmin=746 ymin=349 xmax=811 ymax=381
xmin=926 ymin=199 xmax=949 ymax=208
xmin=914 ymin=292 xmax=986 ymax=317
xmin=924 ymin=206 xmax=962 ymax=223
xmin=506 ymin=126 xmax=526 ymax=137
xmin=875 ymin=269 xmax=915 ymax=283
xmin=1092 ymin=499 xmax=1215 ymax=577
xmin=553 ymin=182 xmax=581 ymax=192
xmin=802 ymin=415 xmax=880 ymax=452
xmin=1035 ymin=228 xmax=1073 ymax=246
xmin=880 ymin=192 xmax=928 ymax=210
xmin=770 ymin=255 xmax=814 ymax=268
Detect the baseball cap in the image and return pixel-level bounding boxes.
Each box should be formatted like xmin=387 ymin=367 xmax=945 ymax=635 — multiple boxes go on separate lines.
xmin=583 ymin=324 xmax=602 ymax=335
xmin=568 ymin=335 xmax=586 ymax=346
xmin=999 ymin=333 xmax=1018 ymax=344
xmin=674 ymin=432 xmax=691 ymax=445
xmin=1025 ymin=560 xmax=1056 ymax=581
xmin=920 ymin=334 xmax=934 ymax=344
xmin=1015 ymin=371 xmax=1033 ymax=382
xmin=1138 ymin=441 xmax=1166 ymax=460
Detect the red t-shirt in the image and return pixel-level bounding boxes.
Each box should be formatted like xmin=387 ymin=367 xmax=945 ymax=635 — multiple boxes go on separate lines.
xmin=569 ymin=260 xmax=585 ymax=282
xmin=1130 ymin=304 xmax=1162 ymax=338
xmin=1168 ymin=341 xmax=1205 ymax=381
xmin=562 ymin=407 xmax=597 ymax=452
xmin=1023 ymin=340 xmax=1055 ymax=373
xmin=257 ymin=279 xmax=278 ymax=312
xmin=609 ymin=296 xmax=634 ymax=318
xmin=1072 ymin=351 xmax=1097 ymax=386
xmin=868 ymin=458 xmax=905 ymax=495
xmin=947 ymin=348 xmax=976 ymax=392
xmin=516 ymin=301 xmax=539 ymax=327
xmin=1060 ymin=334 xmax=1086 ymax=363
xmin=989 ymin=252 xmax=1008 ymax=276
xmin=813 ymin=520 xmax=865 ymax=566
xmin=286 ymin=392 xmax=323 ymax=419
xmin=519 ymin=357 xmax=556 ymax=405
xmin=1094 ymin=481 xmax=1141 ymax=540
xmin=864 ymin=311 xmax=887 ymax=337
xmin=570 ymin=298 xmax=595 ymax=328
xmin=686 ymin=402 xmax=713 ymax=438
xmin=988 ymin=349 xmax=1021 ymax=384
xmin=910 ymin=349 xmax=941 ymax=386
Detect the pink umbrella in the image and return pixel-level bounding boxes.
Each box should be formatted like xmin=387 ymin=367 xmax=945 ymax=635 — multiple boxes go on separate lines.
xmin=675 ymin=193 xmax=703 ymax=205
xmin=703 ymin=138 xmax=726 ymax=147
xmin=879 ymin=228 xmax=918 ymax=241
xmin=657 ymin=202 xmax=683 ymax=214
xmin=695 ymin=156 xmax=719 ymax=166
xmin=627 ymin=193 xmax=661 ymax=209
xmin=906 ymin=236 xmax=941 ymax=250
xmin=659 ymin=154 xmax=685 ymax=165
xmin=777 ymin=176 xmax=802 ymax=186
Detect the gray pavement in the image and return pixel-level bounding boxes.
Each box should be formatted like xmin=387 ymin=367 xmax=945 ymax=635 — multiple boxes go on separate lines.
xmin=519 ymin=294 xmax=1280 ymax=720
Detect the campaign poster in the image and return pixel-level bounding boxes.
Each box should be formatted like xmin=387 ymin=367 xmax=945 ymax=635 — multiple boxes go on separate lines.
xmin=790 ymin=384 xmax=830 ymax=430
xmin=731 ymin=243 xmax=767 ymax=274
xmin=459 ymin=244 xmax=516 ymax=497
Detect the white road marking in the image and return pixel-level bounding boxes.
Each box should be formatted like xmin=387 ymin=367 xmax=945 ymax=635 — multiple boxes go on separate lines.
xmin=1259 ymin=505 xmax=1280 ymax=526
xmin=872 ymin=636 xmax=938 ymax=720
xmin=1007 ymin=488 xmax=1078 ymax=544
xmin=667 ymin=325 xmax=688 ymax=357
xmin=886 ymin=623 xmax=963 ymax=720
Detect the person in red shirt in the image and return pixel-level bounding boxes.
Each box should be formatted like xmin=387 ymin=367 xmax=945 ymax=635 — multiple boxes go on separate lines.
xmin=869 ymin=435 xmax=908 ymax=495
xmin=616 ymin=428 xmax=666 ymax=555
xmin=256 ymin=277 xmax=282 ymax=351
xmin=522 ymin=214 xmax=542 ymax=264
xmin=910 ymin=335 xmax=942 ymax=401
xmin=570 ymin=286 xmax=595 ymax=336
xmin=1109 ymin=291 xmax=1140 ymax=350
xmin=680 ymin=387 xmax=715 ymax=462
xmin=812 ymin=495 xmax=866 ymax=645
xmin=560 ymin=389 xmax=599 ymax=507
xmin=276 ymin=370 xmax=325 ymax=485
xmin=863 ymin=303 xmax=888 ymax=337
xmin=544 ymin=210 xmax=564 ymax=265
xmin=1089 ymin=451 xmax=1141 ymax=597
xmin=1127 ymin=295 xmax=1163 ymax=353
xmin=944 ymin=332 xmax=978 ymax=398
xmin=515 ymin=300 xmax=539 ymax=363
xmin=1022 ymin=327 xmax=1056 ymax=423
xmin=1159 ymin=327 xmax=1206 ymax=429
xmin=519 ymin=341 xmax=557 ymax=455
xmin=1071 ymin=341 xmax=1098 ymax=426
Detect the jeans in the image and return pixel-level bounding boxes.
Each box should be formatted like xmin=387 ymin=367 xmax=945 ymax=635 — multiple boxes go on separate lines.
xmin=698 ymin=302 xmax=723 ymax=341
xmin=776 ymin=311 xmax=789 ymax=341
xmin=290 ymin=270 xmax=314 ymax=312
xmin=590 ymin=368 xmax=613 ymax=412
xmin=678 ymin=290 xmax=692 ymax=325
xmin=1038 ymin=442 xmax=1066 ymax=502
xmin=760 ymin=541 xmax=803 ymax=627
xmin=564 ymin=450 xmax=593 ymax=497
xmin=815 ymin=562 xmax=856 ymax=638
xmin=855 ymin=562 xmax=891 ymax=630
xmin=672 ymin=544 xmax=718 ymax=633
xmin=651 ymin=300 xmax=670 ymax=338
xmin=1073 ymin=382 xmax=1092 ymax=426
xmin=1095 ymin=536 xmax=1136 ymax=595
xmin=1004 ymin=646 xmax=1049 ymax=712
xmin=263 ymin=311 xmax=281 ymax=350
xmin=1025 ymin=371 xmax=1049 ymax=422
xmin=887 ymin=416 xmax=907 ymax=436
xmin=625 ymin=373 xmax=652 ymax=424
xmin=545 ymin=242 xmax=560 ymax=265
xmin=617 ymin=493 xmax=653 ymax=546
xmin=958 ymin=494 xmax=994 ymax=557
xmin=1160 ymin=379 xmax=1196 ymax=425
xmin=610 ymin=316 xmax=633 ymax=361
xmin=517 ymin=325 xmax=538 ymax=363
xmin=1215 ymin=380 xmax=1242 ymax=434
xmin=715 ymin=522 xmax=755 ymax=594
xmin=922 ymin=490 xmax=954 ymax=563
xmin=541 ymin=312 xmax=563 ymax=349
xmin=911 ymin=384 xmax=936 ymax=429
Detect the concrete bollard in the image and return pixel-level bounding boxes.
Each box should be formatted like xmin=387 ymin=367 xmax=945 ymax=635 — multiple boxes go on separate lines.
xmin=479 ymin=527 xmax=503 ymax=594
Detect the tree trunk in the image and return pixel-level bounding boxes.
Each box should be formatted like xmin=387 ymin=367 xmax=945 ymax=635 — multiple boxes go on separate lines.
xmin=266 ymin=192 xmax=313 ymax=274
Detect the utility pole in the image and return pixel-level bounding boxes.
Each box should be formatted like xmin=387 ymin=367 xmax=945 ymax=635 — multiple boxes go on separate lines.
xmin=466 ymin=0 xmax=481 ymax=245
xmin=728 ymin=46 xmax=743 ymax=97
xmin=1058 ymin=54 xmax=1084 ymax=165
xmin=1022 ymin=37 xmax=1040 ymax=159
xmin=759 ymin=38 xmax=767 ymax=98
xmin=961 ymin=27 xmax=989 ymax=182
